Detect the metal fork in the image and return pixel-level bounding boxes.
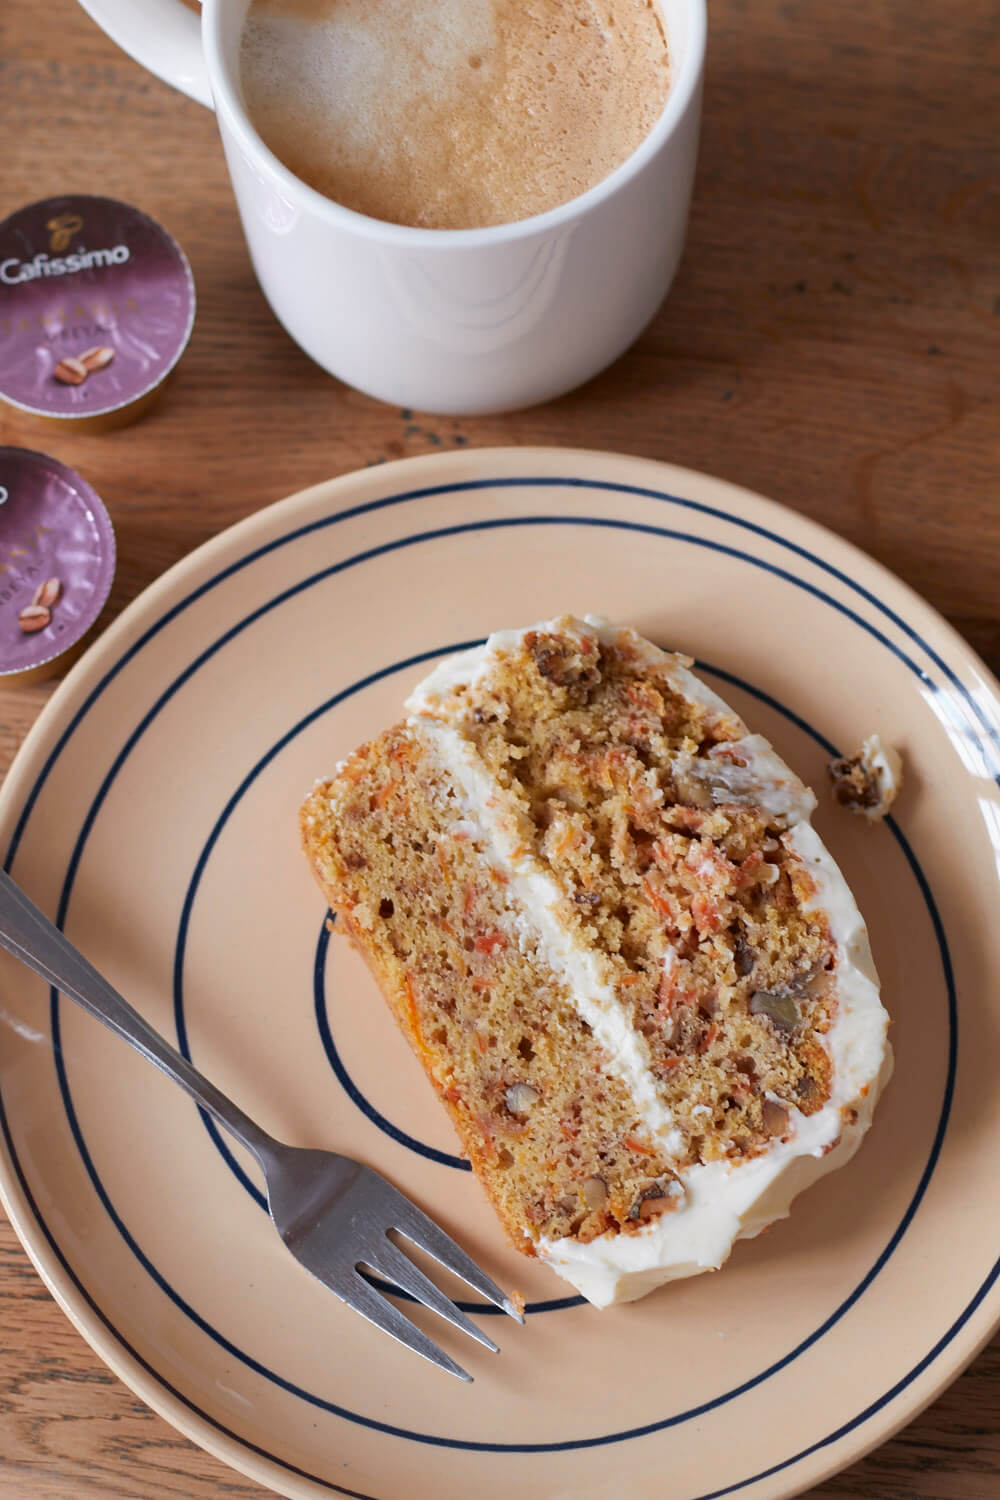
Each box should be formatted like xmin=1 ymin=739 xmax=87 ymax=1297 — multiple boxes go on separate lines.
xmin=0 ymin=868 xmax=522 ymax=1381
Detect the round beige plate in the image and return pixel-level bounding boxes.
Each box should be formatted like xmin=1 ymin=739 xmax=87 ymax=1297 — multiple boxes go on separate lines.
xmin=1 ymin=449 xmax=998 ymax=1500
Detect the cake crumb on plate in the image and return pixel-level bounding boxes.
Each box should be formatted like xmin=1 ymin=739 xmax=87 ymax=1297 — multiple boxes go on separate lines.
xmin=829 ymin=735 xmax=903 ymax=822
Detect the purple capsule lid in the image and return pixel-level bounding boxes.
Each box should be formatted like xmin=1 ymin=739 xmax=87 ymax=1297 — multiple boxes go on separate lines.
xmin=0 ymin=194 xmax=195 ymax=423
xmin=0 ymin=447 xmax=116 ymax=680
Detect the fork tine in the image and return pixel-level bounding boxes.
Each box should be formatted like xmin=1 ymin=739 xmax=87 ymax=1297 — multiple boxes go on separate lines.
xmin=365 ymin=1238 xmax=500 ymax=1354
xmin=341 ymin=1270 xmax=474 ymax=1382
xmin=382 ymin=1189 xmax=525 ymax=1323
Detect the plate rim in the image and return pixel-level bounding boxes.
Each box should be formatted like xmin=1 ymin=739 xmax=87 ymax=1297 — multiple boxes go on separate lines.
xmin=1 ymin=445 xmax=998 ymax=1500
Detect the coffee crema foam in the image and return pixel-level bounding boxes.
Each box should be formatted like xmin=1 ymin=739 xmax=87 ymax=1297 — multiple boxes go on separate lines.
xmin=240 ymin=0 xmax=670 ymax=230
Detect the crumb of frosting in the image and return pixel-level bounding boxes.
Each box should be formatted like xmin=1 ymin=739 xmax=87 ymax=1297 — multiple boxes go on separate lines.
xmin=828 ymin=734 xmax=903 ymax=822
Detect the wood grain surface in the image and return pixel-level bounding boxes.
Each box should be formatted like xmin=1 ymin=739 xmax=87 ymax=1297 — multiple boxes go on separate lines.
xmin=1 ymin=1 xmax=998 ymax=1495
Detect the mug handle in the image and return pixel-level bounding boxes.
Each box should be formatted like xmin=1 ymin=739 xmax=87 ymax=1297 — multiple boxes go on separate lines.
xmin=76 ymin=0 xmax=213 ymax=109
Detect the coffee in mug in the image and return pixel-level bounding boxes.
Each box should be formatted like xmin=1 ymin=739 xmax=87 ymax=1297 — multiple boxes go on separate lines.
xmin=240 ymin=0 xmax=671 ymax=230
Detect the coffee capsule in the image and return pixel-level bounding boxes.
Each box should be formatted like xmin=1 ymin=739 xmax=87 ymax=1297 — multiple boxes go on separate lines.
xmin=0 ymin=447 xmax=116 ymax=685
xmin=0 ymin=194 xmax=195 ymax=432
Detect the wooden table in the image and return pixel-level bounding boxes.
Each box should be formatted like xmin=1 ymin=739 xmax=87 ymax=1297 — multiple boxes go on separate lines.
xmin=1 ymin=1 xmax=998 ymax=1494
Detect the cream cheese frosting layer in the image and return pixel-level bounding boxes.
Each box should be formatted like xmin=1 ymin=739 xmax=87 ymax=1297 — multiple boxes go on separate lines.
xmin=412 ymin=718 xmax=686 ymax=1159
xmin=407 ymin=617 xmax=891 ymax=1307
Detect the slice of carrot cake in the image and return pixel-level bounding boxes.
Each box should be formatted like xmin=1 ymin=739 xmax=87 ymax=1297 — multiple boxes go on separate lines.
xmin=300 ymin=616 xmax=892 ymax=1306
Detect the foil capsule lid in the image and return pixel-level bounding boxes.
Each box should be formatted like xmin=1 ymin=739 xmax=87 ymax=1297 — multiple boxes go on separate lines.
xmin=0 ymin=447 xmax=116 ymax=684
xmin=0 ymin=194 xmax=195 ymax=431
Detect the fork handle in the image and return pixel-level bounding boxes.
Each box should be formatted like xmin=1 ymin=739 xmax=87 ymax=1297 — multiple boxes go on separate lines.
xmin=0 ymin=868 xmax=278 ymax=1171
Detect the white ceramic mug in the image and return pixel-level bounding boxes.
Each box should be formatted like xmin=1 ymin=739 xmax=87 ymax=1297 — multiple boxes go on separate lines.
xmin=77 ymin=0 xmax=706 ymax=414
